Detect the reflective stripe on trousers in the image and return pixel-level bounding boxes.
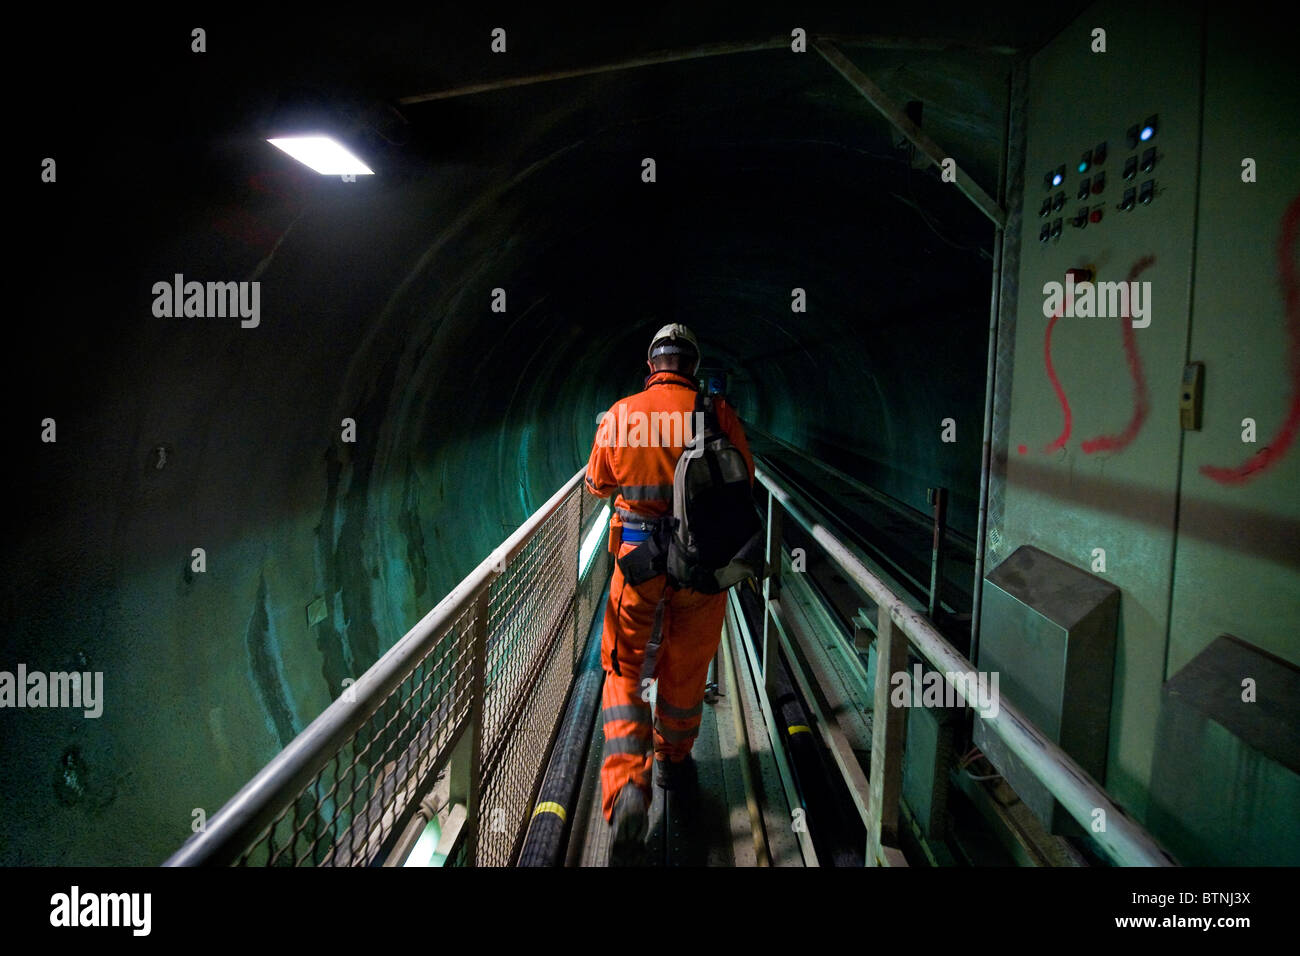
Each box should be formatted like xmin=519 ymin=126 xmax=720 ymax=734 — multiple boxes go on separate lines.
xmin=598 ymin=539 xmax=727 ymax=821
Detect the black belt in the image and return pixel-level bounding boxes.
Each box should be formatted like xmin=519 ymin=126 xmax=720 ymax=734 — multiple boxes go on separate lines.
xmin=616 ymin=507 xmax=671 ymax=532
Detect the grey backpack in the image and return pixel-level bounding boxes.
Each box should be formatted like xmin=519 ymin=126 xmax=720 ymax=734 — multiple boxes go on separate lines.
xmin=665 ymin=392 xmax=765 ymax=594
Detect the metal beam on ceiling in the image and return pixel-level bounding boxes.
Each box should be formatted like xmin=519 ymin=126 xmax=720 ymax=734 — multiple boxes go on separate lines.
xmin=397 ymin=34 xmax=1019 ymax=105
xmin=396 ymin=33 xmax=1011 ymax=232
xmin=812 ymin=37 xmax=1007 ymax=229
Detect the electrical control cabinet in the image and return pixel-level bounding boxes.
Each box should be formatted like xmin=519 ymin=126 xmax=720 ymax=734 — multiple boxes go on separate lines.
xmin=986 ymin=0 xmax=1300 ymax=857
xmin=973 ymin=546 xmax=1119 ymax=835
xmin=992 ymin=0 xmax=1202 ymax=823
xmin=1149 ymin=635 xmax=1300 ymax=865
xmin=1164 ymin=11 xmax=1300 ymax=681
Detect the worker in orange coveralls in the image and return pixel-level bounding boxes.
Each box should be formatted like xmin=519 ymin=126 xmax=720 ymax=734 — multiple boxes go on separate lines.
xmin=583 ymin=323 xmax=754 ymax=864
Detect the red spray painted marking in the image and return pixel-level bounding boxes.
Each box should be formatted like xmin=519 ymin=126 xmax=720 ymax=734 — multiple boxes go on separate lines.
xmin=1080 ymin=255 xmax=1158 ymax=454
xmin=1042 ymin=302 xmax=1073 ymax=453
xmin=1199 ymin=195 xmax=1300 ymax=485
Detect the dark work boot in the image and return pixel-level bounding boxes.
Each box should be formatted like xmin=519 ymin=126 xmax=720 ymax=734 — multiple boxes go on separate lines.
xmin=608 ymin=785 xmax=649 ymax=866
xmin=657 ymin=756 xmax=701 ymax=863
xmin=654 ymin=755 xmax=698 ymax=794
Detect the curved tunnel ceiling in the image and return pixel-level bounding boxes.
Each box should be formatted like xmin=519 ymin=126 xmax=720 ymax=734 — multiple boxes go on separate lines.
xmin=8 ymin=6 xmax=1081 ymax=863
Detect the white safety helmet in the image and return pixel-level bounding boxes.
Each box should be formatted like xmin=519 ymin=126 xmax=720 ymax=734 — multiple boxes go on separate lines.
xmin=647 ymin=323 xmax=700 ymax=374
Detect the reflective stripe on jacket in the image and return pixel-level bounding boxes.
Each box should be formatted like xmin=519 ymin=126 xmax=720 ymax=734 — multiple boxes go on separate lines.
xmin=584 ymin=370 xmax=754 ymax=525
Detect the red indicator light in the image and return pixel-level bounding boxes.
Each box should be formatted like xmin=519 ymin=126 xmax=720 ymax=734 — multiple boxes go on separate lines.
xmin=1090 ymin=209 xmax=1103 ymax=223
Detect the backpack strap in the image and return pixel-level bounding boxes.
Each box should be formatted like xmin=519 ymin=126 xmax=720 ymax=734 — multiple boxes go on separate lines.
xmin=694 ymin=390 xmax=722 ymax=436
xmin=691 ymin=391 xmax=726 ymax=486
xmin=638 ymin=584 xmax=672 ymax=684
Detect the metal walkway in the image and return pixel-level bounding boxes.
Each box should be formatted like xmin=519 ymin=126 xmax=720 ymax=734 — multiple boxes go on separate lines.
xmin=566 ymin=591 xmax=804 ymax=867
xmin=164 ymin=452 xmax=1175 ymax=868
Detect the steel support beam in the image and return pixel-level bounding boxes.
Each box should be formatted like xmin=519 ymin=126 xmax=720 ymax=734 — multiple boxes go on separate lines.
xmin=400 ymin=37 xmax=788 ymax=104
xmin=398 ymin=35 xmax=1019 ymax=106
xmin=974 ymin=56 xmax=1027 ymax=663
xmin=812 ymin=38 xmax=1007 ymax=230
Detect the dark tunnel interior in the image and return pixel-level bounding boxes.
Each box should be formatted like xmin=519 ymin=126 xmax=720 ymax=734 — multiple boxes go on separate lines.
xmin=3 ymin=6 xmax=1086 ymax=865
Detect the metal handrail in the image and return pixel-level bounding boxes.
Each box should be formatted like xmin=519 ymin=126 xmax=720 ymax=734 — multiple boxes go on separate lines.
xmin=755 ymin=463 xmax=1175 ymax=867
xmin=168 ymin=450 xmax=1171 ymax=867
xmin=746 ymin=423 xmax=959 ymax=541
xmin=166 ymin=468 xmax=589 ymax=867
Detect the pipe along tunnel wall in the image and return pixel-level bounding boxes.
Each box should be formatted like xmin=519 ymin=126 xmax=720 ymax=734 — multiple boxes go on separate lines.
xmin=5 ymin=34 xmax=991 ymax=865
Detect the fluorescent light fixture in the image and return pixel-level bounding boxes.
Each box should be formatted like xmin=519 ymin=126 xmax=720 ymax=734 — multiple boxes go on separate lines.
xmin=266 ymin=135 xmax=374 ymax=175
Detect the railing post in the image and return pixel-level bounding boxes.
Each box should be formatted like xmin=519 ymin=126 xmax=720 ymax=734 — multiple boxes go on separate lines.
xmin=868 ymin=605 xmax=908 ymax=866
xmin=449 ymin=583 xmax=491 ymax=865
xmin=927 ymin=486 xmax=948 ymax=623
xmin=761 ymin=488 xmax=784 ymax=694
xmin=574 ymin=487 xmax=585 ymax=674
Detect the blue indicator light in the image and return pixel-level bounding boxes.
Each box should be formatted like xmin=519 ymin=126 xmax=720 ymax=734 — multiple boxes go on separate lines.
xmin=1140 ymin=125 xmax=1154 ymax=141
xmin=1052 ymin=172 xmax=1063 ymax=186
xmin=1077 ymin=161 xmax=1088 ymax=173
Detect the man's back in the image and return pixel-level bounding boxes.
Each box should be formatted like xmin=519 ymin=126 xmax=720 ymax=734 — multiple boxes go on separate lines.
xmin=585 ymin=370 xmax=754 ymax=523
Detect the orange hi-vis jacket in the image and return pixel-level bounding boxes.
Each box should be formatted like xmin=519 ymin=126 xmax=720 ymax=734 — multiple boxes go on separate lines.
xmin=584 ymin=369 xmax=755 ymax=822
xmin=585 ymin=370 xmax=754 ymax=526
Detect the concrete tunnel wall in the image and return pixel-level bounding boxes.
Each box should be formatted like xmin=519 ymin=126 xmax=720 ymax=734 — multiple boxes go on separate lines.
xmin=5 ymin=37 xmax=993 ymax=865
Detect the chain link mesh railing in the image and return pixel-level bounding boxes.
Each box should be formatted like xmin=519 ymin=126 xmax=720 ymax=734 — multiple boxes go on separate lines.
xmin=165 ymin=468 xmax=612 ymax=868
xmin=253 ymin=598 xmax=479 ymax=867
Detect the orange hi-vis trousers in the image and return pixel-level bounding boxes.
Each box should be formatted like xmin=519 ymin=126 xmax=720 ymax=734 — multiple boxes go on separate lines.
xmin=599 ymin=537 xmax=727 ymax=821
